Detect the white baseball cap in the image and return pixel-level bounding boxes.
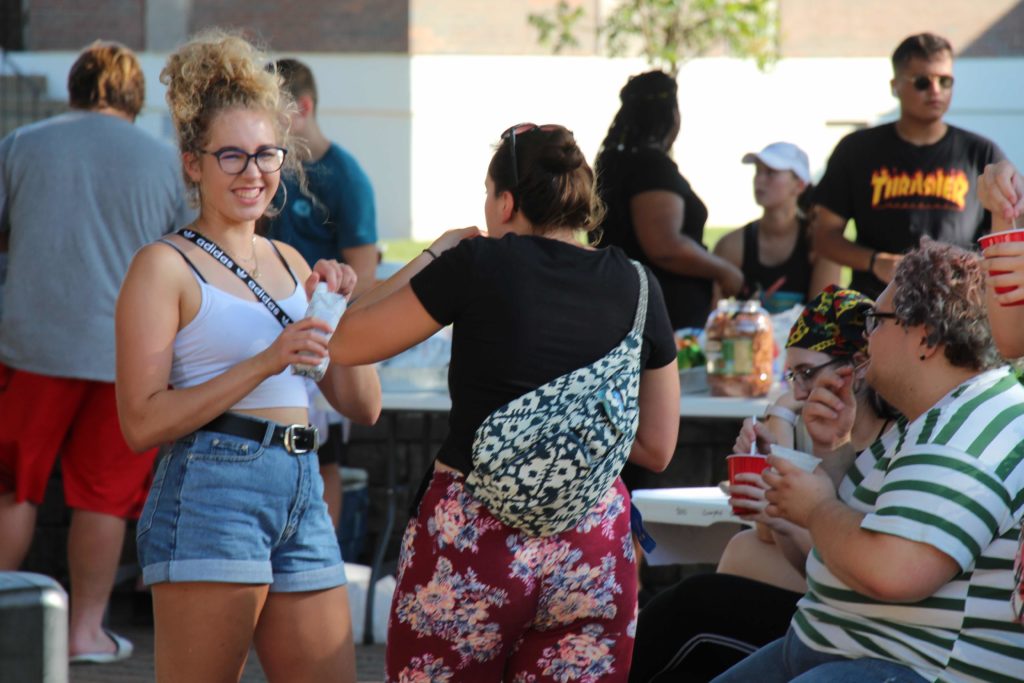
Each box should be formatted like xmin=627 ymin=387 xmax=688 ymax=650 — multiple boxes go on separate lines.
xmin=742 ymin=142 xmax=811 ymax=183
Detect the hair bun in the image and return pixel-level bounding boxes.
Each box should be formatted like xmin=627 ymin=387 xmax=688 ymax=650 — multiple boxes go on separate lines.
xmin=160 ymin=30 xmax=284 ymax=154
xmin=535 ymin=133 xmax=585 ymax=174
xmin=620 ymin=70 xmax=677 ymax=103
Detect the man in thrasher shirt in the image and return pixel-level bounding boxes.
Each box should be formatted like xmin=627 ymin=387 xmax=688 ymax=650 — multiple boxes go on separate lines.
xmin=811 ymin=32 xmax=1004 ymax=299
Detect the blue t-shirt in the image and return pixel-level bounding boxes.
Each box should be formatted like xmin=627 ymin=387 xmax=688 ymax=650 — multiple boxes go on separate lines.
xmin=268 ymin=142 xmax=377 ymax=266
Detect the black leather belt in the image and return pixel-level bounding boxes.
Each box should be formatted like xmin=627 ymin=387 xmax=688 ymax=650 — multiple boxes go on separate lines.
xmin=200 ymin=413 xmax=320 ymax=454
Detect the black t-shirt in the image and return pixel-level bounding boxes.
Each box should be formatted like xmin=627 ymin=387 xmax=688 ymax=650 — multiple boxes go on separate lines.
xmin=597 ymin=147 xmax=712 ymax=329
xmin=740 ymin=220 xmax=814 ymax=313
xmin=814 ymin=123 xmax=1004 ymax=298
xmin=410 ymin=234 xmax=676 ymax=475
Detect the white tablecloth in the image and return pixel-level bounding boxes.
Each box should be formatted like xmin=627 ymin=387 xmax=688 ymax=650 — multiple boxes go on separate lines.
xmin=380 ymin=389 xmax=774 ymax=419
xmin=632 ymin=487 xmax=753 ymax=565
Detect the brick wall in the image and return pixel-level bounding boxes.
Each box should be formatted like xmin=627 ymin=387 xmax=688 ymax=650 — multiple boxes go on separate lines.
xmin=188 ymin=0 xmax=408 ymax=52
xmin=14 ymin=0 xmax=1024 ymax=57
xmin=960 ymin=1 xmax=1024 ymax=57
xmin=23 ymin=0 xmax=145 ymax=50
xmin=779 ymin=0 xmax=1024 ymax=57
xmin=409 ymin=0 xmax=598 ymax=55
xmin=18 ymin=0 xmax=407 ymax=52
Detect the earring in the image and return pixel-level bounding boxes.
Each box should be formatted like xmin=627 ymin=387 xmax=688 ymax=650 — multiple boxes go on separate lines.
xmin=264 ymin=182 xmax=289 ymax=218
xmin=919 ymin=354 xmax=926 ymax=360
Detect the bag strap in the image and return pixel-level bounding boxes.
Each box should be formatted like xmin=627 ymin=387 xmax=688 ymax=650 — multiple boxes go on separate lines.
xmin=629 ymin=260 xmax=649 ymax=337
xmin=177 ymin=228 xmax=294 ymax=328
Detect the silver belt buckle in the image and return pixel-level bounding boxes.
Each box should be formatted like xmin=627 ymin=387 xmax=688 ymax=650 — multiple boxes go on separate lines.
xmin=283 ymin=424 xmax=319 ymax=454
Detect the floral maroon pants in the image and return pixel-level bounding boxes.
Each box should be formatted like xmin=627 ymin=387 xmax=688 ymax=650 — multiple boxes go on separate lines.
xmin=386 ymin=469 xmax=638 ymax=682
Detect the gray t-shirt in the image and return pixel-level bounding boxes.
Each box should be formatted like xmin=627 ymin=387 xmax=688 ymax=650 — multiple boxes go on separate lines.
xmin=0 ymin=111 xmax=191 ymax=381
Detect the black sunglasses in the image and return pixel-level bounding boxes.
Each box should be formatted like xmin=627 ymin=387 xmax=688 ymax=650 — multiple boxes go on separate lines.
xmin=500 ymin=123 xmax=562 ymax=189
xmin=904 ymin=74 xmax=954 ymax=91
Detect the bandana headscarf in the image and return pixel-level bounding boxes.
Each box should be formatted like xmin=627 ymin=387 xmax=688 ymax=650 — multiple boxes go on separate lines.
xmin=786 ymin=285 xmax=873 ymax=358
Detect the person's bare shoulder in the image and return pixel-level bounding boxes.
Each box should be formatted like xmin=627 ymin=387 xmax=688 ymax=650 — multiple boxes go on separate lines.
xmin=713 ymin=226 xmax=745 ymax=266
xmin=268 ymin=238 xmax=313 ymax=280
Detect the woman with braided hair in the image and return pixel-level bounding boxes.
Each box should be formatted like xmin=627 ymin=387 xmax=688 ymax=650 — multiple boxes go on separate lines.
xmin=595 ymin=70 xmax=744 ymax=331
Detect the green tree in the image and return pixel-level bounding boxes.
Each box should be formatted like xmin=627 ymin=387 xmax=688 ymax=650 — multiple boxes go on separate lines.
xmin=529 ymin=0 xmax=778 ymax=76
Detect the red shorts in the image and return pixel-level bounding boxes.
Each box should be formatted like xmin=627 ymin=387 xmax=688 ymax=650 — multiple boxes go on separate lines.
xmin=0 ymin=363 xmax=155 ymax=518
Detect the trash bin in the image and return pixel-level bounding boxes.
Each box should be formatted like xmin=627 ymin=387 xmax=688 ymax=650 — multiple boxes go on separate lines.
xmin=338 ymin=467 xmax=369 ymax=563
xmin=0 ymin=571 xmax=68 ymax=683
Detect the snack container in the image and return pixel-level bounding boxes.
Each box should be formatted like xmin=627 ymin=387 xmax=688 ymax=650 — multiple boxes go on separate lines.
xmin=704 ymin=299 xmax=774 ymax=397
xmin=292 ymin=283 xmax=347 ymax=381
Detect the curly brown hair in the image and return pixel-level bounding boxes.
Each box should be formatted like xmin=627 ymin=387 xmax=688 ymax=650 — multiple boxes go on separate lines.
xmin=891 ymin=240 xmax=1000 ymax=370
xmin=160 ymin=29 xmax=306 ymax=211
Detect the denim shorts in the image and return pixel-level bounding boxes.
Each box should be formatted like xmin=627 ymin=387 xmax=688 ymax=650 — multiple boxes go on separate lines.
xmin=137 ymin=426 xmax=347 ymax=592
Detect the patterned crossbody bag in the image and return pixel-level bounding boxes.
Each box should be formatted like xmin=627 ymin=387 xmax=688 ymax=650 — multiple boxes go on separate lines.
xmin=464 ymin=261 xmax=649 ymax=537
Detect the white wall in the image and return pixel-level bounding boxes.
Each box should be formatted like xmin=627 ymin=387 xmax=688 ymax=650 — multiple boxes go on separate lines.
xmin=409 ymin=55 xmax=646 ymax=237
xmin=1 ymin=51 xmax=414 ymax=239
xmin=678 ymin=57 xmax=1024 ymax=228
xmin=409 ymin=55 xmax=1024 ymax=238
xmin=6 ymin=51 xmax=1022 ymax=242
xmin=296 ymin=55 xmax=412 ymax=241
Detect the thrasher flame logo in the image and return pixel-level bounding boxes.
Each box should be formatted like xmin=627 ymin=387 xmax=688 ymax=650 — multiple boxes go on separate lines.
xmin=870 ymin=168 xmax=969 ymax=210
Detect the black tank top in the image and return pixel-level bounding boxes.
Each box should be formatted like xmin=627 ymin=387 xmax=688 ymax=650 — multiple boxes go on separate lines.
xmin=740 ymin=220 xmax=813 ymax=313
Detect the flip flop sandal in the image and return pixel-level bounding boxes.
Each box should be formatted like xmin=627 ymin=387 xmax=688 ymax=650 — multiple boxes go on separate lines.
xmin=69 ymin=629 xmax=134 ymax=665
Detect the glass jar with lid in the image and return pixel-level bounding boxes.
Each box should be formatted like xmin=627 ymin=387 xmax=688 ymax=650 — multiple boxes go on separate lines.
xmin=704 ymin=299 xmax=774 ymax=397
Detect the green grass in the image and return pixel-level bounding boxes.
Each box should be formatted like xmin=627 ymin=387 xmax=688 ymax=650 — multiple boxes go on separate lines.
xmin=384 ymin=230 xmax=733 ymax=265
xmin=704 ymin=226 xmax=731 ymax=251
xmin=380 ymin=239 xmax=431 ymax=264
xmin=384 ymin=224 xmax=853 ymax=287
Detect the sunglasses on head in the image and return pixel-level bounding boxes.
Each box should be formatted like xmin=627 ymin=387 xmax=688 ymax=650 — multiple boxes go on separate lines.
xmin=904 ymin=74 xmax=954 ymax=91
xmin=500 ymin=123 xmax=562 ymax=189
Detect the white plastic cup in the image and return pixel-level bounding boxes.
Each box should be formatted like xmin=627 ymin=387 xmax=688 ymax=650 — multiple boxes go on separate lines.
xmin=292 ymin=283 xmax=347 ymax=381
xmin=770 ymin=444 xmax=822 ymax=472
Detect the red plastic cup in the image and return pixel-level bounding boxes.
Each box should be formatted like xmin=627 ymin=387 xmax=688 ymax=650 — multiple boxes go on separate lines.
xmin=979 ymin=229 xmax=1024 ymax=305
xmin=727 ymin=454 xmax=769 ymax=515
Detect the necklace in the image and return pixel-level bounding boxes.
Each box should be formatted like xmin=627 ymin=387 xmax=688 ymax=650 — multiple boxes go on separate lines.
xmin=247 ymin=236 xmax=260 ymax=279
xmin=227 ymin=235 xmax=260 ymax=279
xmin=188 ymin=224 xmax=260 ymax=278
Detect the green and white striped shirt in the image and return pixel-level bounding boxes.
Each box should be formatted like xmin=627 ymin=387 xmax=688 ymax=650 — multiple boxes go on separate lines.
xmin=795 ymin=367 xmax=1024 ymax=683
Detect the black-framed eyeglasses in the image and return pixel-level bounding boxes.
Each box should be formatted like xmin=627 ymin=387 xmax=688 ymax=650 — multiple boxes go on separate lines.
xmin=500 ymin=123 xmax=561 ymax=189
xmin=200 ymin=146 xmax=287 ymax=175
xmin=783 ymin=357 xmax=848 ymax=388
xmin=903 ymin=74 xmax=954 ymax=92
xmin=864 ymin=310 xmax=900 ymax=335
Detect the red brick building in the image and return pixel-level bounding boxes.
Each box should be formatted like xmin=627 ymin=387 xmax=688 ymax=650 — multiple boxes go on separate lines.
xmin=4 ymin=0 xmax=1024 ymax=57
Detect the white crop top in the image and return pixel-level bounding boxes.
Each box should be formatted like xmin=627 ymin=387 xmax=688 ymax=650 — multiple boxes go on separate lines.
xmin=164 ymin=241 xmax=311 ymax=410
